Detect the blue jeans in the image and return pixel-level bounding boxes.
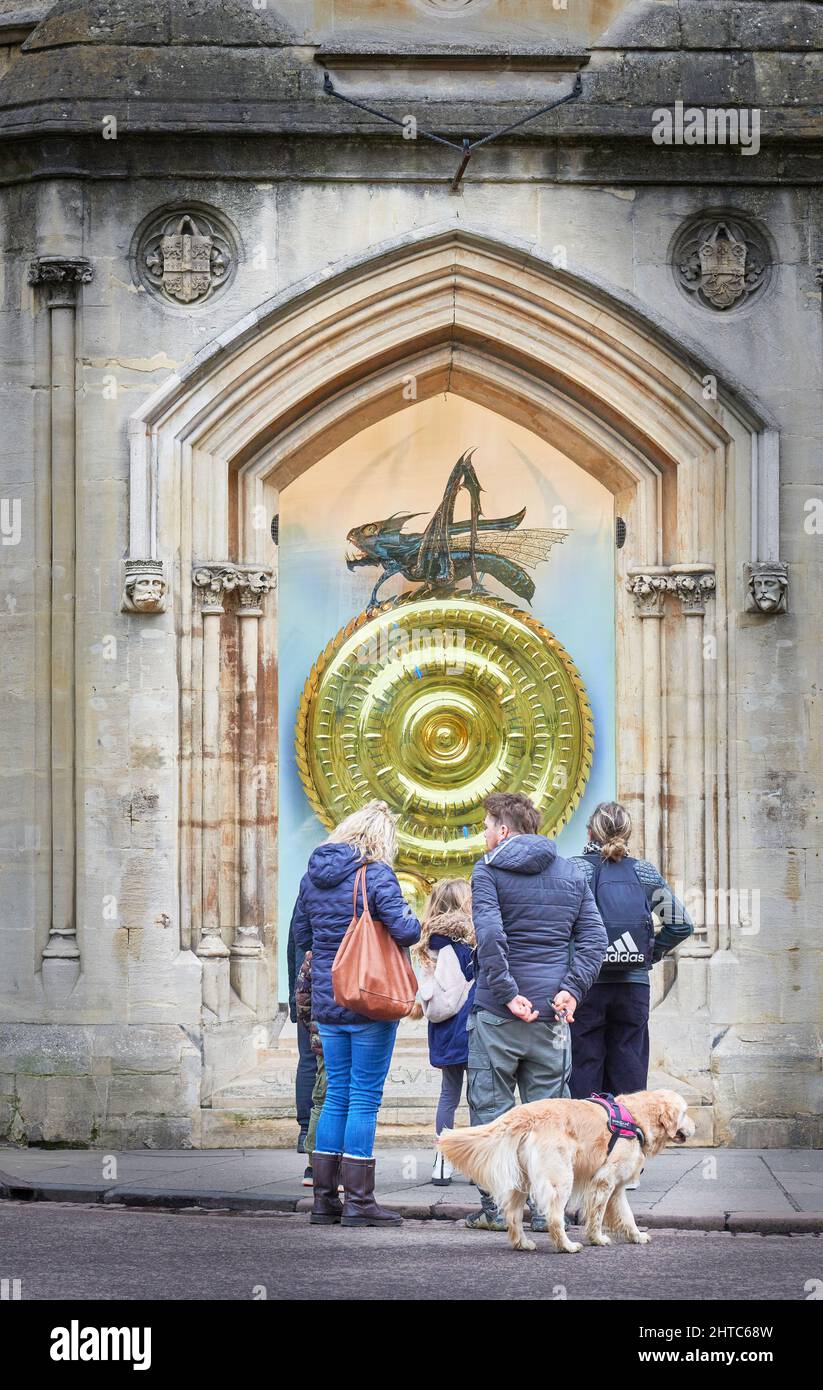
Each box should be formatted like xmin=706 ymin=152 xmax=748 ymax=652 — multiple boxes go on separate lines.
xmin=314 ymin=1019 xmax=398 ymax=1159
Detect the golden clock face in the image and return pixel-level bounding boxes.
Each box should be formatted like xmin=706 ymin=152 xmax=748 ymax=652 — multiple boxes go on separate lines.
xmin=295 ymin=594 xmax=593 ymax=876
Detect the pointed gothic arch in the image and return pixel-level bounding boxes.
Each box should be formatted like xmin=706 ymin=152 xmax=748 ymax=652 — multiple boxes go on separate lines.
xmin=125 ymin=229 xmax=780 ymax=1112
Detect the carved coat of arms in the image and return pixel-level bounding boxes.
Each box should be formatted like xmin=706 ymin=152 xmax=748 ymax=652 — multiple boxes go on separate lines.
xmin=158 ymin=215 xmax=212 ymax=303
xmin=697 ymin=223 xmax=747 ymax=309
xmin=674 ymin=214 xmax=769 ymax=312
xmin=144 ymin=214 xmax=217 ymax=304
xmin=142 ymin=211 xmax=229 ymax=305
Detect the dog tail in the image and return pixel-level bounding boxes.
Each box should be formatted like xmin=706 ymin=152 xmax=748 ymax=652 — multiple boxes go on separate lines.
xmin=438 ymin=1119 xmax=525 ymax=1200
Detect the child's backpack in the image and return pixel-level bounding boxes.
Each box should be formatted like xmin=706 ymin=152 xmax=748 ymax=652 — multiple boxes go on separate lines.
xmin=590 ymin=855 xmax=655 ymax=975
xmin=417 ymin=943 xmax=472 ymax=1023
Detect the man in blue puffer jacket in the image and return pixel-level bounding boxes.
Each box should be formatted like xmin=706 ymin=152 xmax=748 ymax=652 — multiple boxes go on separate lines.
xmin=466 ymin=791 xmax=608 ymax=1231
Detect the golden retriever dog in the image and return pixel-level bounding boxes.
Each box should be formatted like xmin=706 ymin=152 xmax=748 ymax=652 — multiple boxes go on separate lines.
xmin=438 ymin=1088 xmax=694 ymax=1254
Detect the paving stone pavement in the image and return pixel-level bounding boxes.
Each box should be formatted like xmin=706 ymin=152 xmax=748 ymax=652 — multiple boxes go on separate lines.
xmin=1 ymin=1145 xmax=821 ymax=1232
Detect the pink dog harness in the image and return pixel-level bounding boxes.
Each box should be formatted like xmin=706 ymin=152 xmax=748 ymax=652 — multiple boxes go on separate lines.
xmin=585 ymin=1092 xmax=646 ymax=1154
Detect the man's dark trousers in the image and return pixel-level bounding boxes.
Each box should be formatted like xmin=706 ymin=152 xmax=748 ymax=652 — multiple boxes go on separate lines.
xmin=568 ymin=982 xmax=650 ymax=1098
xmin=295 ymin=1018 xmax=318 ymax=1135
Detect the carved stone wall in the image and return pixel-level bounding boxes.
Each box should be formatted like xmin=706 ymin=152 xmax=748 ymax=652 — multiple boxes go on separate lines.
xmin=112 ymin=230 xmax=803 ymax=1140
xmin=2 ymin=0 xmax=821 ymax=1145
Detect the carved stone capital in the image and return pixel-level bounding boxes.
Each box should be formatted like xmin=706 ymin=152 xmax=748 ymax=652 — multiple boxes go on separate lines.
xmin=28 ymin=256 xmax=94 ymax=305
xmin=193 ymin=563 xmax=236 ymax=614
xmin=121 ymin=558 xmax=167 ymax=614
xmin=668 ymin=569 xmax=716 ymax=616
xmin=235 ymin=568 xmax=277 ymax=616
xmin=745 ymin=561 xmax=788 ymax=614
xmin=626 ymin=571 xmax=669 ymax=618
xmin=193 ymin=563 xmax=276 ymax=616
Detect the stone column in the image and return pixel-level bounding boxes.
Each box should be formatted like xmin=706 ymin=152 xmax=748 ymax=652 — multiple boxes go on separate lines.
xmin=626 ymin=570 xmax=669 ymax=867
xmin=28 ymin=256 xmax=93 ymax=998
xmin=192 ymin=565 xmax=233 ymax=1019
xmin=232 ymin=568 xmax=276 ymax=1012
xmin=669 ymin=567 xmax=716 ymax=945
xmin=191 ymin=563 xmax=275 ymax=1020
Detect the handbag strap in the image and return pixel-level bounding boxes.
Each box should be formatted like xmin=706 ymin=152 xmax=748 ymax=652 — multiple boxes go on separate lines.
xmin=352 ymin=863 xmax=367 ymax=918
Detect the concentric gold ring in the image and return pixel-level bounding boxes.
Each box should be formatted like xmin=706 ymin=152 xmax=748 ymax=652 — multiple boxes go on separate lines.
xmin=295 ymin=593 xmax=594 ymax=875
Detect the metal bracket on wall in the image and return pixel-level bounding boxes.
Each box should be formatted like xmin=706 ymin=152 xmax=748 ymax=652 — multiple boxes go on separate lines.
xmin=322 ymin=71 xmax=583 ymax=193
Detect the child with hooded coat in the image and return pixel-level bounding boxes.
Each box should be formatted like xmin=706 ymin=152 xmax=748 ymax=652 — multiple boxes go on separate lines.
xmin=412 ymin=878 xmax=476 ymax=1186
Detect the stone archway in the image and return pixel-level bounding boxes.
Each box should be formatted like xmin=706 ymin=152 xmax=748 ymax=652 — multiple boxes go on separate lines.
xmin=125 ymin=229 xmax=780 ymax=1136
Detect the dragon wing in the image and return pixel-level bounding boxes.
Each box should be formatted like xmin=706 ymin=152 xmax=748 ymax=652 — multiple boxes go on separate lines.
xmin=411 ymin=449 xmax=480 ymax=583
xmin=475 ymin=527 xmax=569 ymax=570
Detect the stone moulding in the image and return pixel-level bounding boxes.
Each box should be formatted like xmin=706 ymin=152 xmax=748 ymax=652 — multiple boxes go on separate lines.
xmin=118 ymin=229 xmax=788 ymax=1137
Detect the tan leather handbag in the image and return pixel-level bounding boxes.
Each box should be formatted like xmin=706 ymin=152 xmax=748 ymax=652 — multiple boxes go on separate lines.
xmin=332 ymin=864 xmax=418 ymax=1021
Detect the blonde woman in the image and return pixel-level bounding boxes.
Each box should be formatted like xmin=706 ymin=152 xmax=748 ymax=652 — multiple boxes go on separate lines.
xmin=568 ymin=801 xmax=693 ymax=1099
xmin=412 ymin=878 xmax=476 ymax=1185
xmin=291 ymin=799 xmax=420 ymax=1228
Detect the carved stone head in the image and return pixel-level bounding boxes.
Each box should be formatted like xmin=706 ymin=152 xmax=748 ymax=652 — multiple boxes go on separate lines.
xmin=122 ymin=560 xmax=167 ymax=614
xmin=745 ymin=562 xmax=788 ymax=615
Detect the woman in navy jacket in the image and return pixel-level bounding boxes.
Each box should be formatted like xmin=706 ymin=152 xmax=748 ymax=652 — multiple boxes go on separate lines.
xmin=291 ymin=799 xmax=420 ymax=1229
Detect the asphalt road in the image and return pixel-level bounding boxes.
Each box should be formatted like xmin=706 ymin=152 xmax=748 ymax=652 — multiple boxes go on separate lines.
xmin=1 ymin=1201 xmax=821 ymax=1301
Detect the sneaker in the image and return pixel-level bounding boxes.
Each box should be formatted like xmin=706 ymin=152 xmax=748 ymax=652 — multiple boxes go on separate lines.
xmin=529 ymin=1209 xmax=548 ymax=1233
xmin=431 ymin=1152 xmax=454 ymax=1186
xmin=465 ymin=1207 xmax=508 ymax=1232
xmin=302 ymin=1165 xmax=313 ymax=1188
xmin=297 ymin=1130 xmax=308 ymax=1155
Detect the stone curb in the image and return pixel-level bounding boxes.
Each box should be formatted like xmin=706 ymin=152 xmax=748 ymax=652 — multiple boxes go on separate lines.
xmin=1 ymin=1179 xmax=820 ymax=1233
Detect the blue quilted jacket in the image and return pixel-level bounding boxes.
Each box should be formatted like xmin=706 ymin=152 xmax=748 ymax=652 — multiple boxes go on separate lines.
xmin=291 ymin=843 xmax=421 ymax=1025
xmin=471 ymin=834 xmax=608 ymax=1019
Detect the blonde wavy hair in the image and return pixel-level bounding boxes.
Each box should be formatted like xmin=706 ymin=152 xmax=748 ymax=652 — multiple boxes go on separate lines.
xmin=588 ymin=801 xmax=632 ymax=862
xmin=326 ymin=798 xmax=398 ymax=865
xmin=412 ymin=877 xmax=474 ymax=969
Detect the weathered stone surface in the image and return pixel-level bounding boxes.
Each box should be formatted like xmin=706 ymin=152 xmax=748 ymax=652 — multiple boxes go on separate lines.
xmin=0 ymin=0 xmax=820 ymax=1151
xmin=726 ymin=1118 xmax=823 ymax=1148
xmin=0 ymin=1026 xmax=201 ymax=1145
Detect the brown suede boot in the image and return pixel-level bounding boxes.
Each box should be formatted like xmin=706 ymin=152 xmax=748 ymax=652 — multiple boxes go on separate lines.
xmin=310 ymin=1151 xmax=343 ymax=1225
xmin=340 ymin=1156 xmax=402 ymax=1228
